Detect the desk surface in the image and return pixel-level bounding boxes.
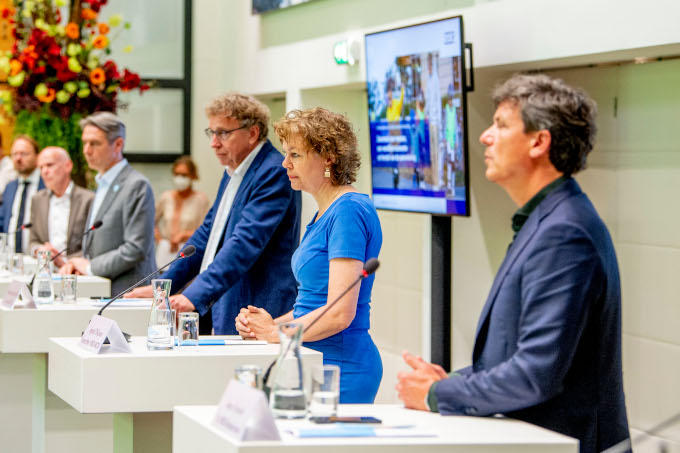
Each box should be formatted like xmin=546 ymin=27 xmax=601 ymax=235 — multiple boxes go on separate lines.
xmin=48 ymin=336 xmax=323 ymax=414
xmin=0 ymin=273 xmax=111 ymax=298
xmin=173 ymin=404 xmax=578 ymax=453
xmin=0 ymin=300 xmax=150 ymax=353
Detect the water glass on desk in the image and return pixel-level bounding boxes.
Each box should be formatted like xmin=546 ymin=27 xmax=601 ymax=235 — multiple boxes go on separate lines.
xmin=61 ymin=275 xmax=77 ymax=304
xmin=309 ymin=364 xmax=340 ymax=417
xmin=177 ymin=312 xmax=199 ymax=347
xmin=235 ymin=364 xmax=263 ymax=389
xmin=11 ymin=253 xmax=24 ymax=274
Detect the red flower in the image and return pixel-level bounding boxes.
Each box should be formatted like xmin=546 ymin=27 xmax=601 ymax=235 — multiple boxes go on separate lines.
xmin=120 ymin=69 xmax=141 ymax=91
xmin=103 ymin=60 xmax=120 ymax=79
xmin=1 ymin=7 xmax=13 ymax=18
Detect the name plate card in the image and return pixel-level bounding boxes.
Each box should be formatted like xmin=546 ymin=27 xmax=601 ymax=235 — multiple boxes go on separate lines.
xmin=80 ymin=315 xmax=132 ymax=353
xmin=213 ymin=379 xmax=280 ymax=441
xmin=0 ymin=281 xmax=36 ymax=309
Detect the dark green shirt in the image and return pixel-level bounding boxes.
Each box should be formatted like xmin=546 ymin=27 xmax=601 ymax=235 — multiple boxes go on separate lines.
xmin=426 ymin=175 xmax=569 ymax=413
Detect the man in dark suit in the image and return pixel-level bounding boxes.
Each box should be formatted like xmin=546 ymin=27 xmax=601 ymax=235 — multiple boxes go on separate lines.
xmin=29 ymin=147 xmax=94 ymax=267
xmin=396 ymin=74 xmax=630 ymax=453
xmin=126 ymin=93 xmax=300 ymax=335
xmin=60 ymin=112 xmax=156 ymax=296
xmin=0 ymin=135 xmax=45 ymax=253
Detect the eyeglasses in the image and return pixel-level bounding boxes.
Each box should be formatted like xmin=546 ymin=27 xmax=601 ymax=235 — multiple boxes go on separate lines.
xmin=204 ymin=125 xmax=247 ymax=141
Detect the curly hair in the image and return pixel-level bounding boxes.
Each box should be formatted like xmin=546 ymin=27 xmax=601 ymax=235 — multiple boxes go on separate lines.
xmin=492 ymin=73 xmax=597 ymax=176
xmin=274 ymin=107 xmax=360 ymax=185
xmin=205 ymin=92 xmax=270 ymax=141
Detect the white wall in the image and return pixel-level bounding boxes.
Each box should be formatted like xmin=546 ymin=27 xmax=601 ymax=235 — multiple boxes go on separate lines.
xmin=189 ymin=0 xmax=680 ymax=449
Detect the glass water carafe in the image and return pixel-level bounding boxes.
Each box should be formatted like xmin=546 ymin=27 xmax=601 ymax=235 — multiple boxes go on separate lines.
xmin=33 ymin=249 xmax=54 ymax=304
xmin=269 ymin=322 xmax=306 ymax=419
xmin=146 ymin=279 xmax=175 ymax=350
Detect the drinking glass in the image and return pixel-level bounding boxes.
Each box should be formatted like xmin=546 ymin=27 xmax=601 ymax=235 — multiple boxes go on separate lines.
xmin=309 ymin=364 xmax=340 ymax=417
xmin=61 ymin=275 xmax=77 ymax=304
xmin=235 ymin=364 xmax=263 ymax=389
xmin=0 ymin=232 xmax=8 ymax=272
xmin=177 ymin=312 xmax=199 ymax=347
xmin=11 ymin=253 xmax=24 ymax=274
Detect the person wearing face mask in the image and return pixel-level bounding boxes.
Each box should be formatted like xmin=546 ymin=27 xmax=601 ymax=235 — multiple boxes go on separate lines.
xmin=154 ymin=156 xmax=209 ymax=266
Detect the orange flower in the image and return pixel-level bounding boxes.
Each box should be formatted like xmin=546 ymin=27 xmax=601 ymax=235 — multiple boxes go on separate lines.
xmin=81 ymin=8 xmax=97 ymax=20
xmin=97 ymin=22 xmax=109 ymax=34
xmin=9 ymin=59 xmax=22 ymax=76
xmin=92 ymin=35 xmax=108 ymax=49
xmin=89 ymin=67 xmax=105 ymax=85
xmin=37 ymin=88 xmax=56 ymax=103
xmin=65 ymin=22 xmax=79 ymax=39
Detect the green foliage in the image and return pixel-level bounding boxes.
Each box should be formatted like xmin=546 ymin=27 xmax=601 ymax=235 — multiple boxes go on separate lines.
xmin=14 ymin=109 xmax=90 ymax=187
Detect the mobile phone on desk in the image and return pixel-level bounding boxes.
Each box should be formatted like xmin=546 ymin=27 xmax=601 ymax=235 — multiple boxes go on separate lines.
xmin=309 ymin=416 xmax=382 ymax=424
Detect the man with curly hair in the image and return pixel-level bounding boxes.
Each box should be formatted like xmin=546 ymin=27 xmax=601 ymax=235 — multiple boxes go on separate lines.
xmin=127 ymin=93 xmax=301 ymax=334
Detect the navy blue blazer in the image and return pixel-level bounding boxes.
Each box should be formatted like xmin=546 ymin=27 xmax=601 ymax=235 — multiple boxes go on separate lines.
xmin=435 ymin=178 xmax=629 ymax=453
xmin=162 ymin=141 xmax=301 ymax=334
xmin=0 ymin=177 xmax=45 ymax=233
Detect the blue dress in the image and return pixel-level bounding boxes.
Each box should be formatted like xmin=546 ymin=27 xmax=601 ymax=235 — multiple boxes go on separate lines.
xmin=292 ymin=193 xmax=383 ymax=403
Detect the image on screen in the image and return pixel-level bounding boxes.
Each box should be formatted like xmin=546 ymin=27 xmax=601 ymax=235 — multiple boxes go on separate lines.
xmin=365 ymin=16 xmax=469 ymax=216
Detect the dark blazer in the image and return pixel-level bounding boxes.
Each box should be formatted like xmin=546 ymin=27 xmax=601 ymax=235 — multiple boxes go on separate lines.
xmin=83 ymin=164 xmax=156 ymax=296
xmin=29 ymin=184 xmax=95 ymax=257
xmin=0 ymin=177 xmax=45 ymax=233
xmin=435 ymin=178 xmax=629 ymax=453
xmin=162 ymin=140 xmax=301 ymax=334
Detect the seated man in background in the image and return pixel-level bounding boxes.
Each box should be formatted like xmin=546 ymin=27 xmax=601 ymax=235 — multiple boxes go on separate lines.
xmin=0 ymin=135 xmax=44 ymax=253
xmin=29 ymin=147 xmax=94 ymax=267
xmin=126 ymin=93 xmax=300 ymax=335
xmin=397 ymin=74 xmax=630 ymax=453
xmin=61 ymin=112 xmax=156 ymax=296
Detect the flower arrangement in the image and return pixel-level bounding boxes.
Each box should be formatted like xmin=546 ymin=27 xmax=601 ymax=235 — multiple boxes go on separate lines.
xmin=0 ymin=0 xmax=149 ymax=185
xmin=0 ymin=0 xmax=148 ymax=118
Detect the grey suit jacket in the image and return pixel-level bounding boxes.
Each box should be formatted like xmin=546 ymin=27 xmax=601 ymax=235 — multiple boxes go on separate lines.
xmin=83 ymin=164 xmax=156 ymax=295
xmin=29 ymin=184 xmax=95 ymax=258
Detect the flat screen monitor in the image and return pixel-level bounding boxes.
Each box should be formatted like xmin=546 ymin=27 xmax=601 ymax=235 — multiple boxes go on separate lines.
xmin=365 ymin=16 xmax=470 ymax=216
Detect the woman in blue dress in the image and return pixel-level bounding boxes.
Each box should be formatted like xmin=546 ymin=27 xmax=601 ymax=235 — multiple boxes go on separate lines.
xmin=235 ymin=107 xmax=383 ymax=403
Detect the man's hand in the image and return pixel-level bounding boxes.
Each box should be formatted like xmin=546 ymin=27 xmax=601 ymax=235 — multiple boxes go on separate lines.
xmin=396 ymin=350 xmax=447 ymax=411
xmin=169 ymin=294 xmax=195 ymax=314
xmin=59 ymin=257 xmax=89 ymax=275
xmin=124 ymin=285 xmax=153 ymax=298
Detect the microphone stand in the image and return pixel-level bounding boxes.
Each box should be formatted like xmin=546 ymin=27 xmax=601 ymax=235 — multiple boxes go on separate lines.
xmin=261 ymin=258 xmax=380 ymax=389
xmin=28 ymin=220 xmax=103 ymax=292
xmin=94 ymin=245 xmax=196 ymax=343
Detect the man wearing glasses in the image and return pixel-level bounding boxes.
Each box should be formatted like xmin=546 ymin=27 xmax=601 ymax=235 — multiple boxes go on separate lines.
xmin=127 ymin=92 xmax=301 ymax=335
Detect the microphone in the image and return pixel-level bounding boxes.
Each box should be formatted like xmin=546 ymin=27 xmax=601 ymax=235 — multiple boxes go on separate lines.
xmin=7 ymin=222 xmax=32 ymax=235
xmin=600 ymin=411 xmax=680 ymax=453
xmin=261 ymin=258 xmax=380 ymax=389
xmin=28 ymin=220 xmax=104 ymax=290
xmin=97 ymin=244 xmax=196 ymax=316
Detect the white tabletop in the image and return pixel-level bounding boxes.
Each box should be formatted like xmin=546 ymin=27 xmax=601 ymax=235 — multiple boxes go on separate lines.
xmin=48 ymin=336 xmax=323 ymax=414
xmin=173 ymin=404 xmax=578 ymax=453
xmin=0 ymin=273 xmax=111 ymax=298
xmin=0 ymin=299 xmax=150 ymax=353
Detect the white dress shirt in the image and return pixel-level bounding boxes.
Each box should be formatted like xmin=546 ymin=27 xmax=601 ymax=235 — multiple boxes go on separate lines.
xmin=9 ymin=167 xmax=41 ymax=253
xmin=88 ymin=159 xmax=128 ymax=228
xmin=48 ymin=181 xmax=73 ymax=253
xmin=199 ymin=142 xmax=264 ymax=273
